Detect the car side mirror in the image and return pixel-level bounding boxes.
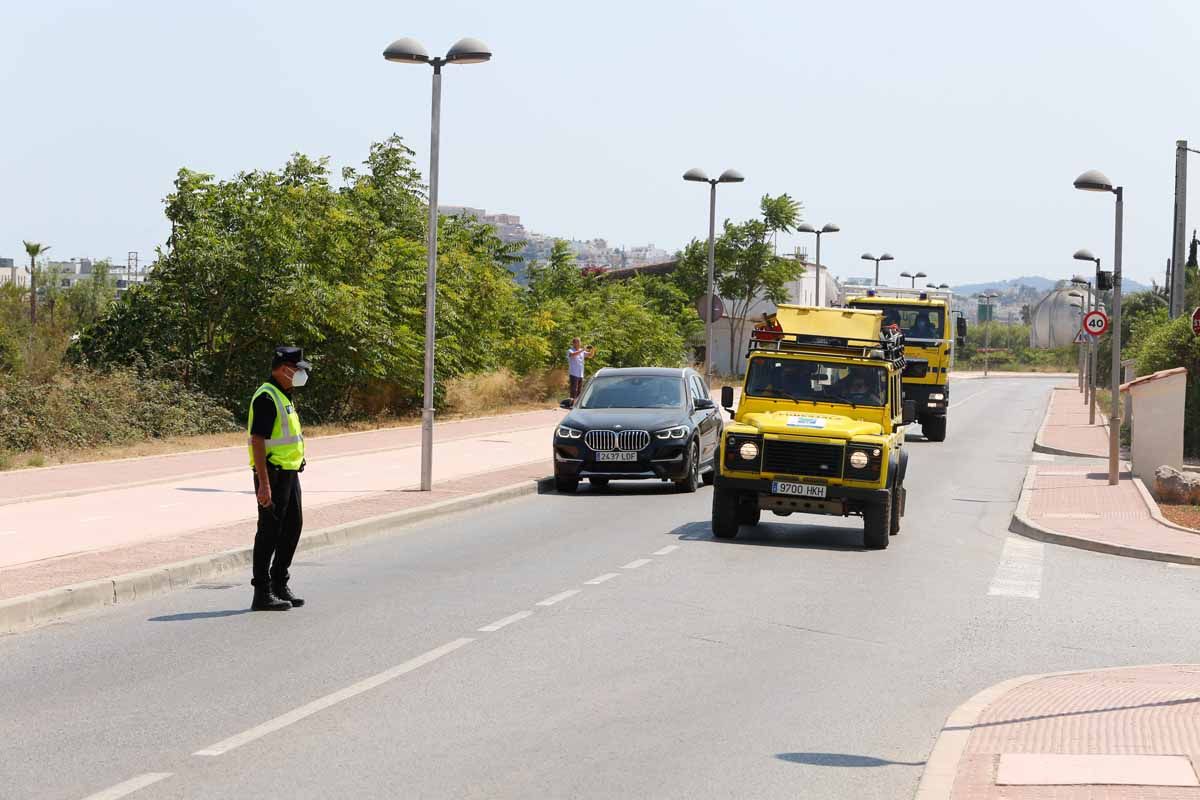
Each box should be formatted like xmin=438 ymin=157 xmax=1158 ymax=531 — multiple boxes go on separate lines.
xmin=720 ymin=386 xmax=734 ymax=409
xmin=956 ymin=317 xmax=967 ymax=338
xmin=694 ymin=397 xmax=714 ymax=410
xmin=902 ymin=399 xmax=917 ymax=425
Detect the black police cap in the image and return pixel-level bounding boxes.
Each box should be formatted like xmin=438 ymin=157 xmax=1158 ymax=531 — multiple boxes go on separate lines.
xmin=272 ymin=346 xmax=312 ymax=370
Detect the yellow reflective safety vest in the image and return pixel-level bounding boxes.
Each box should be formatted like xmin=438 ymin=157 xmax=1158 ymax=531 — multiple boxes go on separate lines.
xmin=247 ymin=382 xmax=305 ymax=470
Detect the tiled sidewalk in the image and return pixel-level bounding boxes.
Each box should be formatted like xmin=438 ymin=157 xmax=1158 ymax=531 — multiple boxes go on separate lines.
xmin=1035 ymin=386 xmax=1109 ymax=458
xmin=946 ymin=665 xmax=1200 ymax=798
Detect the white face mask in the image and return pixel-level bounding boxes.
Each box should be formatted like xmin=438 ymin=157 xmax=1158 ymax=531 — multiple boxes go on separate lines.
xmin=291 ymin=368 xmax=308 ymax=388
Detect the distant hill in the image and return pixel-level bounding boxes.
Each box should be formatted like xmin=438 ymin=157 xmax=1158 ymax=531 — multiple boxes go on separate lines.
xmin=955 ymin=275 xmax=1152 ymax=295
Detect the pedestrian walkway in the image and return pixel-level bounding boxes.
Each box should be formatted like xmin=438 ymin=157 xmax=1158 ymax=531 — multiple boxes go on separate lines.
xmin=939 ymin=665 xmax=1200 ymax=798
xmin=1035 ymin=385 xmax=1108 ymax=458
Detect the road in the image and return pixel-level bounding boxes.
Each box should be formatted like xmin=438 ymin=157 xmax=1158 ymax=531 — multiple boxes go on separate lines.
xmin=4 ymin=377 xmax=1200 ymax=799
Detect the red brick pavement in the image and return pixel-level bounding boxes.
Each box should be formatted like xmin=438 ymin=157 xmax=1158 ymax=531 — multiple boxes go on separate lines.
xmin=1036 ymin=386 xmax=1108 ymax=458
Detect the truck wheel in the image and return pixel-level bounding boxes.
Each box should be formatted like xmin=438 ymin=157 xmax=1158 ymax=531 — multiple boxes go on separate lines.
xmin=711 ymin=487 xmax=741 ymax=539
xmin=890 ymin=487 xmax=903 ymax=535
xmin=739 ymin=502 xmax=761 ymax=526
xmin=923 ymin=416 xmax=947 ymax=442
xmin=675 ymin=441 xmax=700 ymax=493
xmin=864 ymin=495 xmax=891 ymax=550
xmin=555 ymin=476 xmax=579 ymax=493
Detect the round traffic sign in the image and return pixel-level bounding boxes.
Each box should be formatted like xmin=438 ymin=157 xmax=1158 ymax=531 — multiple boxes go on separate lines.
xmin=1083 ymin=309 xmax=1109 ymax=337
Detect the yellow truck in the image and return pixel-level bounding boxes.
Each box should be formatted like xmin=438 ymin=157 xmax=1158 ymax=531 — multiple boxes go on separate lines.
xmin=712 ymin=305 xmax=914 ymax=549
xmin=844 ymin=287 xmax=965 ymax=442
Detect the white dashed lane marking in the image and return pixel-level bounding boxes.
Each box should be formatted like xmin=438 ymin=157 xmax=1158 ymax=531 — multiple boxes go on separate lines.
xmin=79 ymin=773 xmax=173 ymax=800
xmin=988 ymin=536 xmax=1044 ymax=599
xmin=478 ymin=611 xmax=533 ymax=632
xmin=652 ymin=545 xmax=680 ymax=555
xmin=536 ymin=589 xmax=581 ymax=607
xmin=585 ymin=573 xmax=620 ymax=585
xmin=621 ymin=558 xmax=652 ymax=570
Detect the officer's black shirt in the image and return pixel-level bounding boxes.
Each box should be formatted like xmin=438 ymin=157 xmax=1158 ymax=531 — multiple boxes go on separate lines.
xmin=250 ymin=377 xmax=293 ymax=440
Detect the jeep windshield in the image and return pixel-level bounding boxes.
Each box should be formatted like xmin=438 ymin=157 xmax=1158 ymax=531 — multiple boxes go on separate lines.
xmin=579 ymin=375 xmax=684 ymax=409
xmin=853 ymin=303 xmax=944 ymax=342
xmin=744 ymin=359 xmax=887 ymax=407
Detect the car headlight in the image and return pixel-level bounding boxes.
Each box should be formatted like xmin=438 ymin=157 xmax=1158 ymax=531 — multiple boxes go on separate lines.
xmin=929 ymin=393 xmax=945 ymax=401
xmin=556 ymin=425 xmax=582 ymax=439
xmin=849 ymin=450 xmax=869 ymax=469
xmin=739 ymin=441 xmax=760 ymax=461
xmin=655 ymin=425 xmax=689 ymax=440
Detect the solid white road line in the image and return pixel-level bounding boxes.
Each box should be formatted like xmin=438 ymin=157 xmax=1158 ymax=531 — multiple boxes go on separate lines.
xmin=988 ymin=536 xmax=1045 ymax=599
xmin=478 ymin=611 xmax=534 ymax=632
xmin=584 ymin=573 xmax=620 ymax=585
xmin=1032 ymin=454 xmax=1056 ymax=462
xmin=194 ymin=638 xmax=473 ymax=756
xmin=621 ymin=558 xmax=652 ymax=570
xmin=652 ymin=545 xmax=680 ymax=556
xmin=80 ymin=773 xmax=173 ymax=800
xmin=536 ymin=589 xmax=581 ymax=607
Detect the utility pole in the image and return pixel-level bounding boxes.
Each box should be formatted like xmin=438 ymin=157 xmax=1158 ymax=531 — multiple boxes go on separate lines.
xmin=1172 ymin=141 xmax=1193 ymax=318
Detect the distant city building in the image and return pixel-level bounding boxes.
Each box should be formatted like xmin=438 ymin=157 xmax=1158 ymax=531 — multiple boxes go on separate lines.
xmin=0 ymin=257 xmax=26 ymax=288
xmin=0 ymin=255 xmax=151 ymax=296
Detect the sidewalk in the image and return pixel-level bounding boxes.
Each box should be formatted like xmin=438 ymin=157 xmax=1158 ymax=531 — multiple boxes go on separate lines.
xmin=921 ymin=664 xmax=1200 ymax=798
xmin=1033 ymin=385 xmax=1108 ymax=458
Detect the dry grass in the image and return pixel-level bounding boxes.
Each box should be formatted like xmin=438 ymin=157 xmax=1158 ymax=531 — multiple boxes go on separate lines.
xmin=444 ymin=368 xmax=566 ymax=417
xmin=1161 ymin=504 xmax=1200 ymax=532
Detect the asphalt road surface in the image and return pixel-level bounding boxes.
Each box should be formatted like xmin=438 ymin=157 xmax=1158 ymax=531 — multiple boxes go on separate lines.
xmin=4 ymin=377 xmax=1200 ymax=799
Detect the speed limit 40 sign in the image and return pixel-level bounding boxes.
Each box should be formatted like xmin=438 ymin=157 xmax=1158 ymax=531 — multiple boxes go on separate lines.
xmin=1083 ymin=309 xmax=1109 ymax=337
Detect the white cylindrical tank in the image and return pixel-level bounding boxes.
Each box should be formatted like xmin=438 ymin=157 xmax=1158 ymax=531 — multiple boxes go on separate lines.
xmin=1029 ymin=287 xmax=1090 ymax=349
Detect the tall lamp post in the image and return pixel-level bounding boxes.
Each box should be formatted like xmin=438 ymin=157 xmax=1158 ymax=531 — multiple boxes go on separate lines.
xmin=1067 ymin=288 xmax=1085 ymax=392
xmin=1073 ymin=169 xmax=1123 ymax=486
xmin=796 ymin=222 xmax=839 ymax=306
xmin=1074 ymin=249 xmax=1102 ymax=424
xmin=684 ymin=167 xmax=744 ymax=381
xmin=978 ymin=292 xmax=999 ymax=377
xmin=384 ymin=36 xmax=492 ymax=491
xmin=861 ymin=252 xmax=894 ymax=286
xmin=899 ymin=270 xmax=927 ymax=288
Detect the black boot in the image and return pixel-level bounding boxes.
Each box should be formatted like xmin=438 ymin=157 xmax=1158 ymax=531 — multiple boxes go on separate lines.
xmin=271 ymin=579 xmax=304 ymax=608
xmin=251 ymin=579 xmax=291 ymax=611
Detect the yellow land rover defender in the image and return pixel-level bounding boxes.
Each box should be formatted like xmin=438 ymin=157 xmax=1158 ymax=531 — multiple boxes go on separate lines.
xmin=844 ymin=287 xmax=965 ymax=442
xmin=712 ymin=306 xmax=914 ymax=549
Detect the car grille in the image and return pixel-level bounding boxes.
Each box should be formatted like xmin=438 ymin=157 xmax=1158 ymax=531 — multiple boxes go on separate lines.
xmin=584 ymin=429 xmax=650 ymax=452
xmin=762 ymin=440 xmax=845 ymax=478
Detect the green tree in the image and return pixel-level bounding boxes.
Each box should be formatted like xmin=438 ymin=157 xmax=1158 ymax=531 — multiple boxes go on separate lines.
xmin=22 ymin=241 xmax=48 ymax=324
xmin=1135 ymin=315 xmax=1200 ymax=456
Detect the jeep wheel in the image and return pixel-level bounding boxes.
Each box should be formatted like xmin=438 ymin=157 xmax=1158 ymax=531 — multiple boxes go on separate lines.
xmin=889 ymin=487 xmax=903 ymax=535
xmin=701 ymin=467 xmax=715 ymax=486
xmin=554 ymin=476 xmax=579 ymax=493
xmin=711 ymin=487 xmax=740 ymax=539
xmin=923 ymin=416 xmax=947 ymax=442
xmin=864 ymin=495 xmax=891 ymax=550
xmin=588 ymin=477 xmax=610 ymax=490
xmin=675 ymin=441 xmax=700 ymax=493
xmin=738 ymin=502 xmax=761 ymax=526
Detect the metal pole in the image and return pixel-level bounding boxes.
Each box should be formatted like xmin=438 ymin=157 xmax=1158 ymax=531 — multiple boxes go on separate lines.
xmin=1109 ymin=187 xmax=1123 ymax=485
xmin=1077 ymin=300 xmax=1085 ymax=393
xmin=873 ymin=258 xmax=880 ymax=287
xmin=983 ymin=308 xmax=991 ymax=377
xmin=420 ymin=63 xmax=443 ymax=492
xmin=1171 ymin=141 xmax=1187 ymax=319
xmin=704 ymin=180 xmax=717 ymax=382
xmin=814 ymin=232 xmax=822 ymax=306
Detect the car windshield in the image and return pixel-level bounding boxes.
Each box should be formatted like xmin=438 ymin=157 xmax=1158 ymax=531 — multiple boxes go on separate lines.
xmin=579 ymin=375 xmax=683 ymax=409
xmin=854 ymin=303 xmax=945 ymax=341
xmin=744 ymin=358 xmax=887 ymax=407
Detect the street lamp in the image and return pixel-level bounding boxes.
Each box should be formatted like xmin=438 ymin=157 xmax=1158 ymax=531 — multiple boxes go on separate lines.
xmin=1074 ymin=248 xmax=1102 ymax=424
xmin=1073 ymin=169 xmax=1124 ymax=485
xmin=684 ymin=167 xmax=745 ymax=381
xmin=796 ymin=222 xmax=839 ymax=306
xmin=861 ymin=252 xmax=894 ymax=286
xmin=899 ymin=270 xmax=927 ymax=288
xmin=1067 ymin=288 xmax=1086 ymax=393
xmin=978 ymin=292 xmax=999 ymax=377
xmin=384 ymin=35 xmax=492 ymax=491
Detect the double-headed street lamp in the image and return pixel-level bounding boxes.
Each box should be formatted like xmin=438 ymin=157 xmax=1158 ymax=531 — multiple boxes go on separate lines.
xmin=899 ymin=270 xmax=927 ymax=288
xmin=684 ymin=167 xmax=744 ymax=381
xmin=1074 ymin=248 xmax=1102 ymax=424
xmin=926 ymin=282 xmax=950 ymax=290
xmin=796 ymin=222 xmax=839 ymax=306
xmin=1073 ymin=169 xmax=1124 ymax=486
xmin=861 ymin=252 xmax=894 ymax=286
xmin=384 ymin=35 xmax=492 ymax=491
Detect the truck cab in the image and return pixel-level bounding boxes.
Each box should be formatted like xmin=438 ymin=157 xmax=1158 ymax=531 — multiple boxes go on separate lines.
xmin=844 ymin=288 xmax=963 ymax=442
xmin=712 ymin=305 xmax=914 ymax=550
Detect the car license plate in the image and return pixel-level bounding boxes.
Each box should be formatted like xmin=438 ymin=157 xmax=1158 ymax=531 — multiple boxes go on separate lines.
xmin=771 ymin=481 xmax=827 ymax=498
xmin=596 ymin=451 xmax=638 ymax=462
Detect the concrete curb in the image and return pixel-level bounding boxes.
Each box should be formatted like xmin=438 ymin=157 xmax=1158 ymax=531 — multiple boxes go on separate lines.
xmin=914 ymin=663 xmax=1190 ymax=799
xmin=1008 ymin=466 xmax=1200 ymax=566
xmin=1133 ymin=475 xmax=1200 ymax=535
xmin=1031 ymin=389 xmax=1109 ymax=459
xmin=0 ymin=476 xmax=555 ymax=636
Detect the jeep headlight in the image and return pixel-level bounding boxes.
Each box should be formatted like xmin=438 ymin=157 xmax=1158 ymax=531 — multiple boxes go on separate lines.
xmin=849 ymin=450 xmax=869 ymax=469
xmin=930 ymin=392 xmax=945 ymax=401
xmin=655 ymin=425 xmax=689 ymax=440
xmin=556 ymin=425 xmax=582 ymax=439
xmin=739 ymin=441 xmax=760 ymax=460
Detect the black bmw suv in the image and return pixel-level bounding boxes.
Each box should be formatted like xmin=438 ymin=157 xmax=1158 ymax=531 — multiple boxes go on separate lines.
xmin=552 ymin=367 xmax=722 ymax=493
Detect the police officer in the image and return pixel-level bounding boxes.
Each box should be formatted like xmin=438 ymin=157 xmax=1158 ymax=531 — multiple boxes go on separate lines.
xmin=247 ymin=346 xmax=310 ymax=611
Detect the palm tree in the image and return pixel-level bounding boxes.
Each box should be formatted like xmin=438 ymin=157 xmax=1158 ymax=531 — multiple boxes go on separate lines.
xmin=22 ymin=241 xmax=48 ymax=324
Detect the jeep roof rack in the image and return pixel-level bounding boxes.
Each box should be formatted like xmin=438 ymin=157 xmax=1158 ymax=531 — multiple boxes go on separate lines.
xmin=747 ymin=327 xmax=906 ymax=371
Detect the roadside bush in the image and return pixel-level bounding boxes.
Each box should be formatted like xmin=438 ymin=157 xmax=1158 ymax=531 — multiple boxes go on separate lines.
xmin=1135 ymin=315 xmax=1200 ymax=457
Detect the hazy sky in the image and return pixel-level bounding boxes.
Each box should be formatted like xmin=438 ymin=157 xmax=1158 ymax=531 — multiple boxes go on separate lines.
xmin=3 ymin=0 xmax=1199 ymax=287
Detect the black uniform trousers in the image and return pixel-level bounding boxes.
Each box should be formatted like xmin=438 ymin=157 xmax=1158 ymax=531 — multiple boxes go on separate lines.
xmin=253 ymin=466 xmax=303 ymax=585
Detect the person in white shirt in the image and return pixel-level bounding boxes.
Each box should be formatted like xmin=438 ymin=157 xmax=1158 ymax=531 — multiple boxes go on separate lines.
xmin=567 ymin=337 xmax=594 ymax=404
